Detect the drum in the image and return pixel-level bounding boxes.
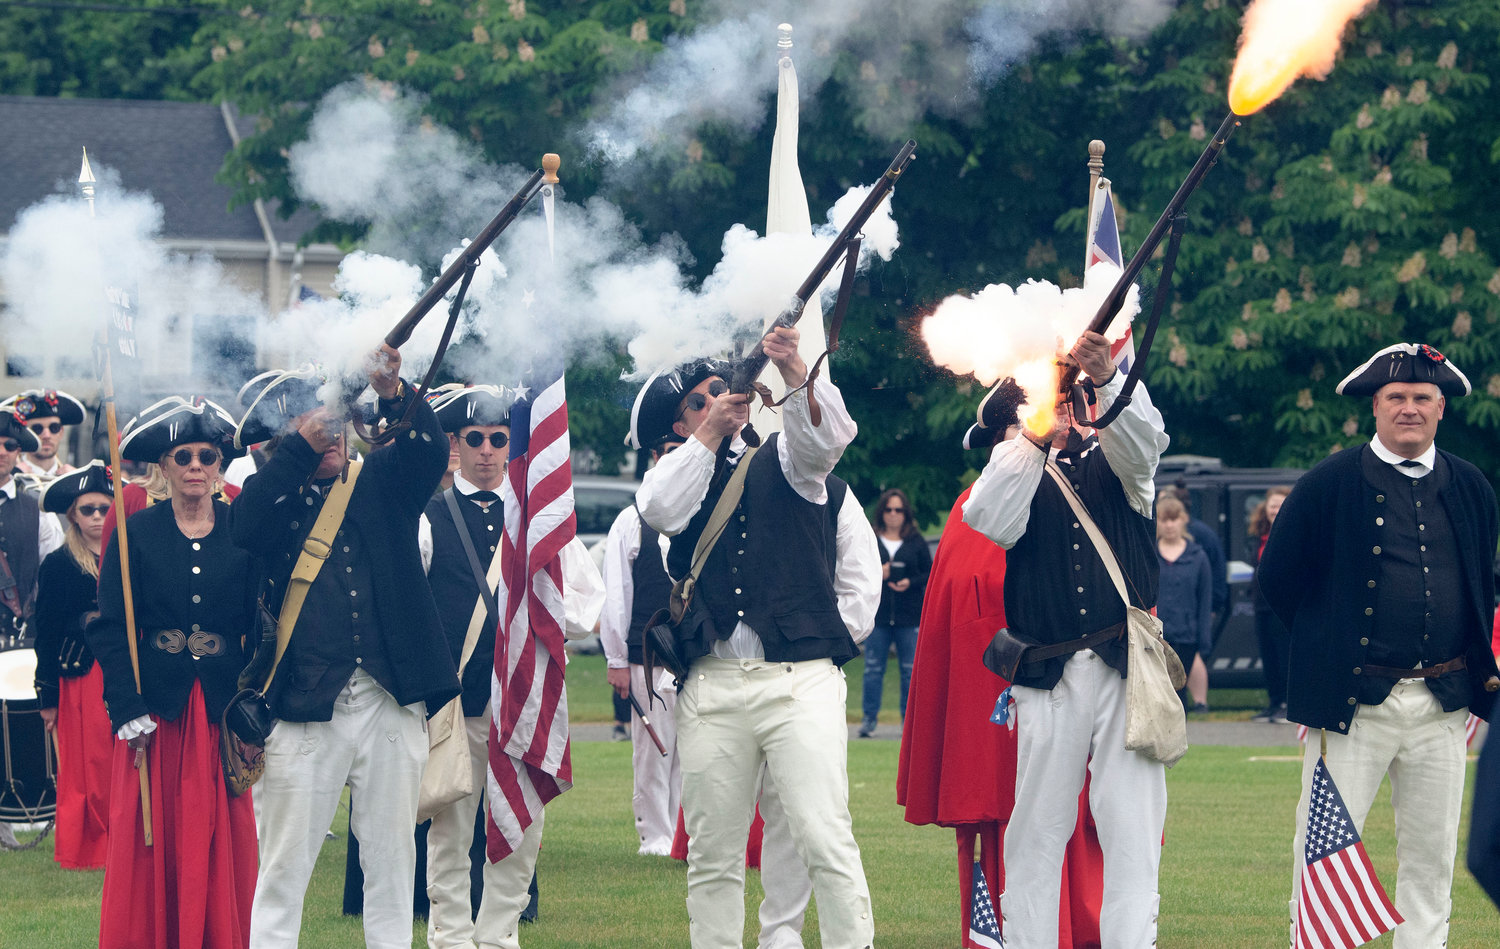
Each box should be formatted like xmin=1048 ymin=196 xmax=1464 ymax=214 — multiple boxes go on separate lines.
xmin=0 ymin=649 xmax=56 ymax=823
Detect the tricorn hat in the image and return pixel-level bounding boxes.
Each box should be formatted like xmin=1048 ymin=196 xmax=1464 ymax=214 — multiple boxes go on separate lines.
xmin=119 ymin=396 xmax=244 ymax=464
xmin=963 ymin=377 xmax=1027 ymax=451
xmin=234 ymin=366 xmax=328 ymax=449
xmin=627 ymin=357 xmax=731 ymax=451
xmin=430 ymin=383 xmax=520 ymax=433
xmin=40 ymin=459 xmax=113 ymax=514
xmin=0 ymin=409 xmax=40 ymax=453
xmin=1 ymin=388 xmax=86 ymax=425
xmin=1336 ymin=343 xmax=1471 ymax=398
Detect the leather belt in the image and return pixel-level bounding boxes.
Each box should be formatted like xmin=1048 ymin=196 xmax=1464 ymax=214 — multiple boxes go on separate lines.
xmin=1362 ymin=655 xmax=1466 ymax=680
xmin=150 ymin=628 xmax=226 ymax=658
xmin=1021 ymin=622 xmax=1126 ymax=664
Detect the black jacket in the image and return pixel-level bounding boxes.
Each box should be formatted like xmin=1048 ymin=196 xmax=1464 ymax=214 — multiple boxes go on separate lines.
xmin=875 ymin=533 xmax=931 ymax=629
xmin=230 ymin=386 xmax=459 ymax=720
xmin=1258 ymin=444 xmax=1499 ymax=733
xmin=1156 ymin=540 xmax=1212 ymax=654
xmin=87 ymin=500 xmax=259 ymax=732
xmin=32 ymin=546 xmax=98 ymax=709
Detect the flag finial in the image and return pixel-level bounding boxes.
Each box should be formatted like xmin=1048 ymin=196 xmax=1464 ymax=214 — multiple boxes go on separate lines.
xmin=777 ymin=23 xmax=793 ymax=50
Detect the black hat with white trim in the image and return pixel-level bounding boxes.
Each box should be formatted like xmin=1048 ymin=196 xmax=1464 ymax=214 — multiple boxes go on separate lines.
xmin=233 ymin=366 xmax=328 ymax=449
xmin=627 ymin=357 xmax=731 ymax=451
xmin=40 ymin=459 xmax=114 ymax=514
xmin=1335 ymin=343 xmax=1471 ymax=398
xmin=963 ymin=377 xmax=1027 ymax=451
xmin=0 ymin=409 xmax=40 ymax=453
xmin=430 ymin=383 xmax=520 ymax=433
xmin=1 ymin=388 xmax=86 ymax=425
xmin=119 ymin=396 xmax=244 ymax=464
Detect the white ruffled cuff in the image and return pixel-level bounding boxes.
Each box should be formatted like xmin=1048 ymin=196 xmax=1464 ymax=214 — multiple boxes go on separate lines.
xmin=116 ymin=715 xmax=157 ymax=742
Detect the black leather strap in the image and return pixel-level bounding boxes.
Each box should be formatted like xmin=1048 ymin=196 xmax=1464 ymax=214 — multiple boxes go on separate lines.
xmin=444 ymin=488 xmax=500 ymax=619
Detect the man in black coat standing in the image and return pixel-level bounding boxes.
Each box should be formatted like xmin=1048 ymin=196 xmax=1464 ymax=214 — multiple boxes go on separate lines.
xmin=1259 ymin=342 xmax=1500 ymax=949
xmin=233 ymin=346 xmax=459 ymax=949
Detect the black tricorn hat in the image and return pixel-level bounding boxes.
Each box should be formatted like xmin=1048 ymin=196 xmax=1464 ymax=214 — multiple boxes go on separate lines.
xmin=119 ymin=397 xmax=244 ymax=464
xmin=40 ymin=459 xmax=114 ymax=514
xmin=1 ymin=388 xmax=86 ymax=426
xmin=627 ymin=357 xmax=731 ymax=451
xmin=234 ymin=366 xmax=328 ymax=449
xmin=0 ymin=409 xmax=40 ymax=453
xmin=430 ymin=383 xmax=520 ymax=433
xmin=963 ymin=377 xmax=1027 ymax=451
xmin=1336 ymin=343 xmax=1471 ymax=399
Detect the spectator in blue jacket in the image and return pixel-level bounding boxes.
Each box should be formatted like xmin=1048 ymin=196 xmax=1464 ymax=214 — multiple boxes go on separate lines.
xmin=1155 ymin=495 xmax=1212 ymax=713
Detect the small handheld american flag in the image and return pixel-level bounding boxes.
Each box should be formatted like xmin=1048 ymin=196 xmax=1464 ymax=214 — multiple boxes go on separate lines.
xmin=968 ymin=860 xmax=1004 ymax=949
xmin=486 ymin=369 xmax=576 ymax=862
xmin=1292 ymin=756 xmax=1402 ymax=949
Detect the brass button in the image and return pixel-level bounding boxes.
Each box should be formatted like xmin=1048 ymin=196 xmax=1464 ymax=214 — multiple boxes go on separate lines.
xmin=1353 ymin=667 xmax=1362 ymax=675
xmin=1375 ymin=517 xmax=1383 ymax=526
xmin=192 ymin=566 xmax=201 ymax=575
xmin=1359 ymin=637 xmax=1369 ymax=645
xmin=1367 ymin=580 xmax=1376 ymax=588
xmin=1347 ymin=698 xmax=1356 ymax=706
xmin=191 ymin=542 xmax=201 ymax=551
xmin=1079 ymin=608 xmax=1087 ymax=615
xmin=1364 ymin=607 xmax=1373 ymax=616
xmin=1372 ymin=546 xmax=1381 ymax=555
xmin=1376 ymin=495 xmax=1385 ymax=503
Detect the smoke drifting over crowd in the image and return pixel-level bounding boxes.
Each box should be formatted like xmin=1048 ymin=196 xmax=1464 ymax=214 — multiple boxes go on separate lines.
xmin=587 ymin=0 xmax=1175 ymax=164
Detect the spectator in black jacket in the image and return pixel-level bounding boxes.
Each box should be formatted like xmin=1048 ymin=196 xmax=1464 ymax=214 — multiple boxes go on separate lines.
xmin=1155 ymin=495 xmax=1212 ymax=713
xmin=232 ymin=348 xmax=459 ymax=949
xmin=860 ymin=488 xmax=931 ymax=737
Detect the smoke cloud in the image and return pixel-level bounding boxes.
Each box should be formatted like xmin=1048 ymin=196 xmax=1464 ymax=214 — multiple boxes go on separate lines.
xmin=586 ymin=0 xmax=1175 ymax=164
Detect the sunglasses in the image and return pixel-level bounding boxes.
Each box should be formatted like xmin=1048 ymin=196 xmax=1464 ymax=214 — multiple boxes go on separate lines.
xmin=679 ymin=380 xmax=729 ymax=418
xmin=883 ymin=505 xmax=905 ymax=513
xmin=29 ymin=421 xmax=63 ymax=435
xmin=0 ymin=439 xmax=19 ymax=452
xmin=462 ymin=431 xmax=509 ymax=449
xmin=77 ymin=503 xmax=111 ymax=517
xmin=171 ymin=448 xmax=221 ymax=468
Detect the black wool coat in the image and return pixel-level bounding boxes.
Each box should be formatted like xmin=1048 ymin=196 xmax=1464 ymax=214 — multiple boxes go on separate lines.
xmin=1258 ymin=444 xmax=1499 ymax=733
xmin=32 ymin=546 xmax=99 ymax=709
xmin=230 ymin=387 xmax=459 ymax=719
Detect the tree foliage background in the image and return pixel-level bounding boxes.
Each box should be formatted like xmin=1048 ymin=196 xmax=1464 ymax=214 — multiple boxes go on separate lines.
xmin=5 ymin=0 xmax=1500 ymax=527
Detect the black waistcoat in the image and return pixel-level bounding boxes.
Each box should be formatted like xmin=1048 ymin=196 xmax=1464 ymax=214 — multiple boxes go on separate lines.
xmin=0 ymin=486 xmax=41 ymax=624
xmin=1003 ymin=443 xmax=1159 ymax=690
xmin=627 ymin=512 xmax=672 ymax=666
xmin=1361 ymin=452 xmax=1472 ymax=709
xmin=425 ymin=489 xmax=504 ymax=716
xmin=667 ymin=434 xmax=854 ymax=665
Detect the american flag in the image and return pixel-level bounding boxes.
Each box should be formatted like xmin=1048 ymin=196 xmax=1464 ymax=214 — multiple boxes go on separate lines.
xmin=1084 ymin=181 xmax=1135 ymax=376
xmin=968 ymin=861 xmax=1004 ymax=949
xmin=1293 ymin=757 xmax=1402 ymax=949
xmin=486 ymin=370 xmax=576 ymax=862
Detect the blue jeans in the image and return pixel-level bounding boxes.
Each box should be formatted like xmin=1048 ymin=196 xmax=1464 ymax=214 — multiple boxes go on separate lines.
xmin=861 ymin=625 xmax=918 ymax=723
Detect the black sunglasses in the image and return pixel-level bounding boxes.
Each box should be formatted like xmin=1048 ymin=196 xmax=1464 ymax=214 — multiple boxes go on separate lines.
xmin=0 ymin=439 xmax=19 ymax=452
xmin=76 ymin=503 xmax=111 ymax=517
xmin=29 ymin=421 xmax=63 ymax=435
xmin=171 ymin=448 xmax=221 ymax=468
xmin=462 ymin=431 xmax=509 ymax=449
xmin=883 ymin=505 xmax=906 ymax=513
xmin=679 ymin=380 xmax=730 ymax=417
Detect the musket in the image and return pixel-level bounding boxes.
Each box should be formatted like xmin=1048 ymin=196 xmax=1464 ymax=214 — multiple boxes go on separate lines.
xmin=728 ymin=139 xmax=917 ymax=445
xmin=1057 ymin=113 xmax=1240 ymax=407
xmin=383 ymin=153 xmax=560 ymax=349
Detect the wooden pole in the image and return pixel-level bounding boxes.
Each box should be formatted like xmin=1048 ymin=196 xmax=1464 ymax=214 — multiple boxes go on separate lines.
xmin=80 ymin=149 xmax=151 ymax=846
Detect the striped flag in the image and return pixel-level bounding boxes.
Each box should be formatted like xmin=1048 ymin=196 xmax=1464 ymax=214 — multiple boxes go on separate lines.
xmin=967 ymin=861 xmax=1004 ymax=949
xmin=1084 ymin=181 xmax=1135 ymax=376
xmin=1466 ymin=712 xmax=1481 ymax=748
xmin=486 ymin=369 xmax=576 ymax=862
xmin=1293 ymin=757 xmax=1402 ymax=949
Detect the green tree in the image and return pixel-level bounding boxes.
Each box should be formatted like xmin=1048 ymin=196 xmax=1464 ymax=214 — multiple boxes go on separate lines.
xmin=0 ymin=1 xmax=208 ymax=99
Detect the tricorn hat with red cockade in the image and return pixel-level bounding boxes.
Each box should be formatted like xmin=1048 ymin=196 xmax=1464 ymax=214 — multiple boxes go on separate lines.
xmin=1335 ymin=343 xmax=1471 ymax=399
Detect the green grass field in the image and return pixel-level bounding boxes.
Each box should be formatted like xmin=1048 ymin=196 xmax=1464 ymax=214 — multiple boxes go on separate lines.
xmin=4 ymin=659 xmax=1497 ymax=946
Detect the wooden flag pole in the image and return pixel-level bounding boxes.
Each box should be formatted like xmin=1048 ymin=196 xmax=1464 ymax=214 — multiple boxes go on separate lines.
xmin=80 ymin=148 xmax=151 ymax=846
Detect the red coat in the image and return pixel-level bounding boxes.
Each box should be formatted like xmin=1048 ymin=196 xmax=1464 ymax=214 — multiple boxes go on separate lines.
xmin=897 ymin=487 xmax=1016 ymax=825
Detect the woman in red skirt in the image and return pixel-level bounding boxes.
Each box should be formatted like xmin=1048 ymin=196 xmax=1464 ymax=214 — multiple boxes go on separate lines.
xmin=86 ymin=397 xmax=260 ymax=949
xmin=34 ymin=460 xmax=115 ymax=869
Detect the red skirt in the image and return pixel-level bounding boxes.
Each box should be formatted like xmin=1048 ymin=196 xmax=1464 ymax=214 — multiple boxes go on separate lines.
xmin=99 ymin=682 xmax=257 ymax=949
xmin=53 ymin=664 xmax=112 ymax=869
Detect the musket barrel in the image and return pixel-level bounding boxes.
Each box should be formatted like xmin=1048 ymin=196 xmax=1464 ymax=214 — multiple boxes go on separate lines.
xmin=1058 ymin=112 xmax=1239 ymax=395
xmin=384 ymin=165 xmax=548 ymax=348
